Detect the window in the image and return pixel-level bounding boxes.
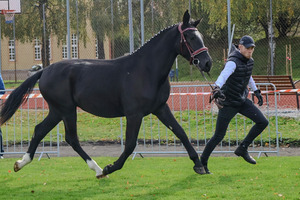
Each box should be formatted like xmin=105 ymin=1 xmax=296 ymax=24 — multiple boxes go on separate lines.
xmin=62 ymin=34 xmax=78 ymax=59
xmin=9 ymin=40 xmax=15 ymax=61
xmin=95 ymin=39 xmax=98 ymax=58
xmin=62 ymin=44 xmax=67 ymax=59
xmin=34 ymin=38 xmax=41 ymax=60
xmin=71 ymin=34 xmax=78 ymax=59
xmin=35 ymin=37 xmax=52 ymax=60
xmin=48 ymin=38 xmax=52 ymax=60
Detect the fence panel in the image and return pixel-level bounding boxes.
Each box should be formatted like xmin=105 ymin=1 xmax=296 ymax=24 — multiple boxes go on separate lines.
xmin=0 ymin=84 xmax=281 ymax=159
xmin=132 ymin=84 xmax=280 ymax=159
xmin=0 ymin=89 xmax=61 ymax=159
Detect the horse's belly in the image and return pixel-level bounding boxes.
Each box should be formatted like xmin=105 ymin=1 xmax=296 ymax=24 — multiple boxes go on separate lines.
xmin=77 ymin=99 xmax=124 ymax=118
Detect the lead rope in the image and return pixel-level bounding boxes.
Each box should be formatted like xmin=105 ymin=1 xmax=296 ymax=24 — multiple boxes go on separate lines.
xmin=199 ymin=70 xmax=225 ymax=109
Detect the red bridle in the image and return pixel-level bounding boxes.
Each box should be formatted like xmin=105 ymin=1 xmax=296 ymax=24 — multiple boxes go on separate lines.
xmin=178 ymin=23 xmax=208 ymax=65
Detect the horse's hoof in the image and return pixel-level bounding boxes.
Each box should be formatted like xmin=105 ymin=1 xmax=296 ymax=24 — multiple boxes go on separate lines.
xmin=96 ymin=174 xmax=109 ymax=179
xmin=193 ymin=166 xmax=206 ymax=175
xmin=14 ymin=162 xmax=21 ymax=172
xmin=103 ymin=164 xmax=112 ymax=175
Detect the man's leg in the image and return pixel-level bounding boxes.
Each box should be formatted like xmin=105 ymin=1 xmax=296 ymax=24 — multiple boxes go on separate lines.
xmin=235 ymin=99 xmax=269 ymax=164
xmin=201 ymin=106 xmax=238 ymax=173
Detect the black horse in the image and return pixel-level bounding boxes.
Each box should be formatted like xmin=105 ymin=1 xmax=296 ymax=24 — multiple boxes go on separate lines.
xmin=0 ymin=11 xmax=212 ymax=178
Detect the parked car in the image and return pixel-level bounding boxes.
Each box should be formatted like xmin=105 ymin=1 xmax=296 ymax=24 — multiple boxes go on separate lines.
xmin=28 ymin=64 xmax=43 ymax=77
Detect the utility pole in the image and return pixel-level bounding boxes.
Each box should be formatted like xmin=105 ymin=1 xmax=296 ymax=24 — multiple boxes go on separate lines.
xmin=66 ymin=0 xmax=71 ymax=59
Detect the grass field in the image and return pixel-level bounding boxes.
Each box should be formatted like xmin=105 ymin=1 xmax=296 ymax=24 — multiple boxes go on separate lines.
xmin=0 ymin=156 xmax=299 ymax=199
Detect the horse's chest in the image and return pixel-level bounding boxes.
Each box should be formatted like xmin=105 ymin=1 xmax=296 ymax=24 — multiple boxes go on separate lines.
xmin=149 ymin=84 xmax=170 ymax=109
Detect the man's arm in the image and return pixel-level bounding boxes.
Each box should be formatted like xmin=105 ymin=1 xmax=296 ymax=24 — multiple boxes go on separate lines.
xmin=215 ymin=61 xmax=236 ymax=87
xmin=248 ymin=76 xmax=258 ymax=91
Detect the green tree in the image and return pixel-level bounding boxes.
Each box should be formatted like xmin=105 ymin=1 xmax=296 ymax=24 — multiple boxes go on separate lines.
xmin=90 ymin=0 xmax=129 ymax=58
xmin=90 ymin=0 xmax=112 ymax=59
xmin=196 ymin=0 xmax=300 ymax=39
xmin=1 ymin=0 xmax=88 ymax=67
xmin=273 ymin=0 xmax=300 ymax=38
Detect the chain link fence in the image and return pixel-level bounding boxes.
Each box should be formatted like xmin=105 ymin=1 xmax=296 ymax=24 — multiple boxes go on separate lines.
xmin=0 ymin=0 xmax=299 ymax=83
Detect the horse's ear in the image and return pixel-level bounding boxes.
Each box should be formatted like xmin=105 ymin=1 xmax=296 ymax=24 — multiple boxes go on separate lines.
xmin=192 ymin=19 xmax=200 ymax=27
xmin=183 ymin=10 xmax=190 ymax=25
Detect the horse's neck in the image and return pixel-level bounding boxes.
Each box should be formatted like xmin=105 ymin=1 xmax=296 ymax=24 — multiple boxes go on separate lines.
xmin=131 ymin=27 xmax=178 ymax=76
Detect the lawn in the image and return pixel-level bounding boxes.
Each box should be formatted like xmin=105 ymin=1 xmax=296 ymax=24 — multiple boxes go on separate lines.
xmin=0 ymin=156 xmax=299 ymax=199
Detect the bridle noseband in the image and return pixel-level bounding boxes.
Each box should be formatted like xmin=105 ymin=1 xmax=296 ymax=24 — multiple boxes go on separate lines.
xmin=178 ymin=23 xmax=219 ymax=107
xmin=178 ymin=23 xmax=214 ymax=90
xmin=178 ymin=23 xmax=208 ymax=65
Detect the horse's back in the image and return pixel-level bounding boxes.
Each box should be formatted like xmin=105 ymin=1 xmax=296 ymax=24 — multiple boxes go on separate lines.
xmin=38 ymin=57 xmax=171 ymax=118
xmin=38 ymin=59 xmax=125 ymax=116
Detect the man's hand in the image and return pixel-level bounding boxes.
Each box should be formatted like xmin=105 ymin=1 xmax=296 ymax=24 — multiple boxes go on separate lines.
xmin=210 ymin=86 xmax=225 ymax=109
xmin=211 ymin=86 xmax=225 ymax=100
xmin=254 ymin=90 xmax=263 ymax=106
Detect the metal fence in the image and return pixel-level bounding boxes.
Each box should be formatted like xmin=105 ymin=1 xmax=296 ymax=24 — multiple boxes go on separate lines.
xmin=131 ymin=84 xmax=280 ymax=159
xmin=0 ymin=84 xmax=289 ymax=159
xmin=0 ymin=89 xmax=62 ymax=160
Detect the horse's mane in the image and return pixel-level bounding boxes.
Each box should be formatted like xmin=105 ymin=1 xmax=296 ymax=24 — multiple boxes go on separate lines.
xmin=130 ymin=23 xmax=179 ymax=55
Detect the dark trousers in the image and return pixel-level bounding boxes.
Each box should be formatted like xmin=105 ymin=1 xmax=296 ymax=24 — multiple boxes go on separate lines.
xmin=201 ymin=99 xmax=269 ymax=163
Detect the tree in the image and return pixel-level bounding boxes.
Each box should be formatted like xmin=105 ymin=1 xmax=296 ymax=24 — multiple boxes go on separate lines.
xmin=89 ymin=0 xmax=130 ymax=59
xmin=195 ymin=0 xmax=300 ymax=39
xmin=272 ymin=0 xmax=300 ymax=37
xmin=90 ymin=0 xmax=112 ymax=59
xmin=1 ymin=0 xmax=88 ymax=67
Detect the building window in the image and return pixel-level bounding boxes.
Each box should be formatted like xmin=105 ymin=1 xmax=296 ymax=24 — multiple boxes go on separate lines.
xmin=48 ymin=38 xmax=52 ymax=60
xmin=71 ymin=34 xmax=78 ymax=59
xmin=36 ymin=37 xmax=52 ymax=61
xmin=62 ymin=44 xmax=67 ymax=59
xmin=34 ymin=38 xmax=41 ymax=60
xmin=9 ymin=40 xmax=15 ymax=61
xmin=95 ymin=39 xmax=98 ymax=58
xmin=62 ymin=34 xmax=78 ymax=59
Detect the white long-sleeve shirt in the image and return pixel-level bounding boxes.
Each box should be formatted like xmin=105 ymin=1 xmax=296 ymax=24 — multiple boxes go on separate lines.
xmin=215 ymin=61 xmax=257 ymax=91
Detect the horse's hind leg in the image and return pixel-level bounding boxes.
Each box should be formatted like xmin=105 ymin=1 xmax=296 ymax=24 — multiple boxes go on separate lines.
xmin=153 ymin=104 xmax=205 ymax=175
xmin=62 ymin=110 xmax=106 ymax=179
xmin=102 ymin=114 xmax=143 ymax=176
xmin=14 ymin=110 xmax=61 ymax=172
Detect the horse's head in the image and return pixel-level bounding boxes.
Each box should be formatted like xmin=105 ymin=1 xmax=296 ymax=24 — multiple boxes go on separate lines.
xmin=177 ymin=10 xmax=212 ymax=73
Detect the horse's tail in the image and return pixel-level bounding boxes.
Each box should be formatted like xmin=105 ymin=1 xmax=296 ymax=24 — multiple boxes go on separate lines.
xmin=0 ymin=70 xmax=43 ymax=125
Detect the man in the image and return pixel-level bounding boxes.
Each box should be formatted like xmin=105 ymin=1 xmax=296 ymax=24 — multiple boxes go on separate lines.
xmin=201 ymin=35 xmax=269 ymax=174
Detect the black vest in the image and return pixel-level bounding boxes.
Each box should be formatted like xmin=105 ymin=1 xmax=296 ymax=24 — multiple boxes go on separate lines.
xmin=221 ymin=45 xmax=254 ymax=107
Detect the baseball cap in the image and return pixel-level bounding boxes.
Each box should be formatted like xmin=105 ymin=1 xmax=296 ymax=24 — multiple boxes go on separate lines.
xmin=239 ymin=35 xmax=255 ymax=48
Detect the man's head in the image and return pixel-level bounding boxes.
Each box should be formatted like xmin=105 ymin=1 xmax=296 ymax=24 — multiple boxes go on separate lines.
xmin=238 ymin=35 xmax=255 ymax=59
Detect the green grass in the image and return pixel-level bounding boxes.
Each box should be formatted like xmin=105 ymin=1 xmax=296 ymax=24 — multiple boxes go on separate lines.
xmin=0 ymin=156 xmax=299 ymax=199
xmin=3 ymin=81 xmax=25 ymax=89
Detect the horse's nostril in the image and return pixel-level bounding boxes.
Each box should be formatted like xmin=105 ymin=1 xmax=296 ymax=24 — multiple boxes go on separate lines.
xmin=205 ymin=61 xmax=212 ymax=72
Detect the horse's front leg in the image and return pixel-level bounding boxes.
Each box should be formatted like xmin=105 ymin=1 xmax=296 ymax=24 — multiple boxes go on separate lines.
xmin=153 ymin=104 xmax=205 ymax=175
xmin=103 ymin=114 xmax=143 ymax=176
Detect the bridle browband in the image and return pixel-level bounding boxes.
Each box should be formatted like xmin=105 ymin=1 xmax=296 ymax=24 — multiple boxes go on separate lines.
xmin=178 ymin=23 xmax=208 ymax=65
